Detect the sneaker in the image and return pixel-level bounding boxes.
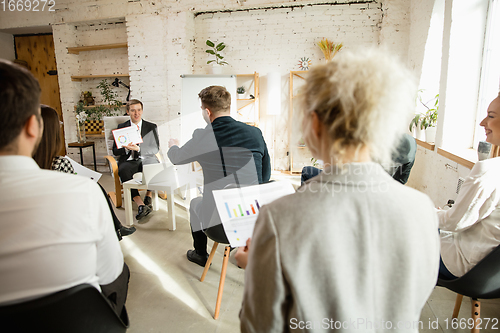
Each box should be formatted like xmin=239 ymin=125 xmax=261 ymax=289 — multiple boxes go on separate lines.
xmin=186 ymin=249 xmax=209 ymax=267
xmin=143 ymin=195 xmax=153 ymax=208
xmin=136 ymin=205 xmax=152 ymax=221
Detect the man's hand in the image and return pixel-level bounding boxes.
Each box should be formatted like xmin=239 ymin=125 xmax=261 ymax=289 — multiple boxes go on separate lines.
xmin=124 ymin=143 xmax=139 ymax=151
xmin=168 ymin=138 xmax=180 ymax=148
xmin=235 ymin=238 xmax=251 ymax=269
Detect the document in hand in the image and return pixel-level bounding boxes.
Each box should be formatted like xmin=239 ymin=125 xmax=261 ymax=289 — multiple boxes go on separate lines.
xmin=212 ymin=181 xmax=295 ymax=247
xmin=112 ymin=125 xmax=143 ymax=148
xmin=64 ymin=156 xmax=102 ymax=182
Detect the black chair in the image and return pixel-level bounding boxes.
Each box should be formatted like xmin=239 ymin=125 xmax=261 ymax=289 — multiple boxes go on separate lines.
xmin=437 ymin=244 xmax=500 ymax=333
xmin=0 ymin=283 xmax=129 ymax=333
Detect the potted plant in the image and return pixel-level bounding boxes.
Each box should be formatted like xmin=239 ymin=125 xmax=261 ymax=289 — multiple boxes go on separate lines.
xmin=237 ymin=86 xmax=245 ymax=99
xmin=206 ymin=39 xmax=228 ymax=74
xmin=420 ymin=93 xmax=439 ymax=142
xmin=86 ymin=80 xmax=122 ymax=134
xmin=408 ymin=114 xmax=425 ymax=141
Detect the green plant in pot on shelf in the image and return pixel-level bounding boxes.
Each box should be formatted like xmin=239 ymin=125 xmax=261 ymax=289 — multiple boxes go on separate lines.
xmin=409 ymin=93 xmax=439 ymax=142
xmin=420 ymin=93 xmax=439 ymax=142
xmin=237 ymin=86 xmax=245 ymax=98
xmin=97 ymin=79 xmax=122 ymax=113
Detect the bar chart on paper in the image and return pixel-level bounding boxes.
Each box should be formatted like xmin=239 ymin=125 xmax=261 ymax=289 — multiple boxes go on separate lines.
xmin=223 ymin=199 xmax=260 ymax=219
xmin=213 ymin=181 xmax=295 ymax=247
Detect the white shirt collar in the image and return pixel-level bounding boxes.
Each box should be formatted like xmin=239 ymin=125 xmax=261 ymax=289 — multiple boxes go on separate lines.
xmin=132 ymin=119 xmax=143 ymax=133
xmin=0 ymin=155 xmax=40 ymax=171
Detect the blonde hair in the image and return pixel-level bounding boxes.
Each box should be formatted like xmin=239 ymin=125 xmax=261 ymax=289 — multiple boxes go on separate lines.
xmin=299 ymin=47 xmax=416 ymax=165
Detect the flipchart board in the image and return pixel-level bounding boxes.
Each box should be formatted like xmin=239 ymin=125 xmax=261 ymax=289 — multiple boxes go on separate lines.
xmin=180 ymin=75 xmax=237 ymax=145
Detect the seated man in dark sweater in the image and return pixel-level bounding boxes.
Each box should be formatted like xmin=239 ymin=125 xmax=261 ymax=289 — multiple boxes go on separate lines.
xmin=168 ymin=86 xmax=271 ymax=266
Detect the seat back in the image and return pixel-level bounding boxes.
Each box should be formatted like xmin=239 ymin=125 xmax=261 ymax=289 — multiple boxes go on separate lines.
xmin=204 ymin=183 xmax=243 ymax=245
xmin=438 ymin=244 xmax=500 ymax=299
xmin=0 ymin=284 xmax=129 ymax=333
xmin=103 ymin=116 xmax=130 ymax=157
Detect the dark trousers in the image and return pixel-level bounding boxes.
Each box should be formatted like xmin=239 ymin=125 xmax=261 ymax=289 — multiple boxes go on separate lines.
xmin=439 ymin=256 xmax=458 ymax=280
xmin=118 ymin=159 xmax=143 ymax=198
xmin=97 ymin=182 xmax=122 ymax=232
xmin=189 ymin=197 xmax=208 ymax=256
xmin=100 ymin=263 xmax=130 ymax=320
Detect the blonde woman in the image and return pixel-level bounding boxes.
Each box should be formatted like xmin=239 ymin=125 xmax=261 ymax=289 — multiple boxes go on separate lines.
xmin=238 ymin=49 xmax=440 ymax=333
xmin=438 ymin=93 xmax=500 ymax=279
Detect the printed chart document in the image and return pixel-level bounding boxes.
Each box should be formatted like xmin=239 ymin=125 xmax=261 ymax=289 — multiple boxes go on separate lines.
xmin=212 ymin=181 xmax=295 ymax=247
xmin=65 ymin=156 xmax=101 ymax=182
xmin=112 ymin=125 xmax=143 ymax=149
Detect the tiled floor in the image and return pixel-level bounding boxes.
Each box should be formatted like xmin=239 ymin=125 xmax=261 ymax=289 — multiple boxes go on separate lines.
xmin=99 ymin=173 xmax=500 ymax=333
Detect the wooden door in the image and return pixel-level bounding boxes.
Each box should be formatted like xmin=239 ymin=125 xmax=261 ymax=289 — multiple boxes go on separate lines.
xmin=15 ymin=34 xmax=66 ymax=155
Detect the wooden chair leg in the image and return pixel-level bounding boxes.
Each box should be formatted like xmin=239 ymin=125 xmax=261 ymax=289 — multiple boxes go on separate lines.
xmin=214 ymin=246 xmax=231 ymax=320
xmin=201 ymin=242 xmax=219 ymax=282
xmin=158 ymin=191 xmax=167 ymax=200
xmin=471 ymin=298 xmax=481 ymax=333
xmin=452 ymin=294 xmax=463 ymax=319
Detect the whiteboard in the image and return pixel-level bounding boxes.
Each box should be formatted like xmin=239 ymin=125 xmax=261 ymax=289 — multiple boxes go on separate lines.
xmin=180 ymin=75 xmax=237 ymax=145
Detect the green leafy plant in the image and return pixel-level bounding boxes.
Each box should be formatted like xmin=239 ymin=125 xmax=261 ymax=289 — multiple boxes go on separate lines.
xmin=420 ymin=94 xmax=439 ymax=129
xmin=84 ymin=79 xmax=122 ymax=120
xmin=237 ymin=86 xmax=245 ymax=94
xmin=311 ymin=157 xmax=320 ymax=167
xmin=97 ymin=79 xmax=122 ymax=109
xmin=409 ymin=93 xmax=439 ymax=131
xmin=409 ymin=113 xmax=423 ymax=132
xmin=206 ymin=40 xmax=228 ymax=66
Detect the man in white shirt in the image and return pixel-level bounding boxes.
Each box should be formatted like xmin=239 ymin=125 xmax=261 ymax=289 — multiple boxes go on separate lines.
xmin=0 ymin=59 xmax=129 ymax=316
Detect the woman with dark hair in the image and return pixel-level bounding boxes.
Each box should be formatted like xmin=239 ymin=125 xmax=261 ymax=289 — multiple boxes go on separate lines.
xmin=33 ymin=105 xmax=136 ymax=240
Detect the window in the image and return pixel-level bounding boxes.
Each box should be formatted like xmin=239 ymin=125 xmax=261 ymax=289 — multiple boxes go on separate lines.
xmin=474 ymin=0 xmax=500 ymax=149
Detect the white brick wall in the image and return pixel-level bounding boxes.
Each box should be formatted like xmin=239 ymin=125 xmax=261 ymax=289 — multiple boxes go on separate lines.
xmin=193 ymin=3 xmax=384 ymax=169
xmin=127 ymin=14 xmax=169 ymax=124
xmin=2 ymin=0 xmax=417 ymax=172
xmin=378 ymin=0 xmax=411 ymax=64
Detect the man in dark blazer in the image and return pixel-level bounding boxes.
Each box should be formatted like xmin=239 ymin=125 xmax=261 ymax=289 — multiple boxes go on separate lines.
xmin=168 ymin=86 xmax=271 ymax=266
xmin=113 ymin=99 xmax=160 ymax=220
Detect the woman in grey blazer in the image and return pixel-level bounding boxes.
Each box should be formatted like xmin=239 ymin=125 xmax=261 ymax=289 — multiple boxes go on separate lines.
xmin=238 ymin=49 xmax=440 ymax=333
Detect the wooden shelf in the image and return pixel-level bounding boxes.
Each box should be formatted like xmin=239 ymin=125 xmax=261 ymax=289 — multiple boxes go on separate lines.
xmin=415 ymin=138 xmax=435 ymax=151
xmin=71 ymin=74 xmax=129 ymax=82
xmin=67 ymin=43 xmax=128 ymax=55
xmin=236 ymin=72 xmax=259 ymax=125
xmin=437 ymin=148 xmax=475 ymax=169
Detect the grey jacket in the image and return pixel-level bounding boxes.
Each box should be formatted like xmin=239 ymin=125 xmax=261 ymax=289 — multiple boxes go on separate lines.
xmin=240 ymin=163 xmax=440 ymax=333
